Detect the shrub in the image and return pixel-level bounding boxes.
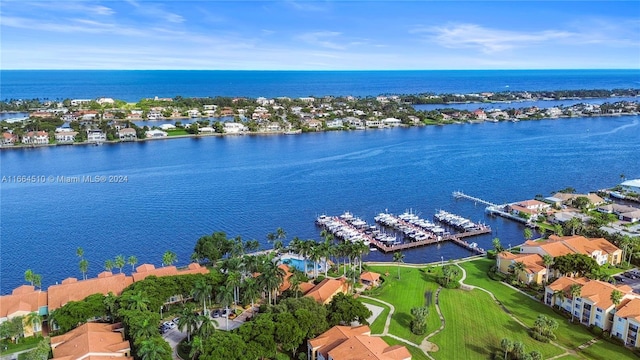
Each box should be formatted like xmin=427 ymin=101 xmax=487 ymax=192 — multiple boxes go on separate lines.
xmin=314 ymin=276 xmax=326 ymax=285
xmin=590 ymin=325 xmax=603 ymax=337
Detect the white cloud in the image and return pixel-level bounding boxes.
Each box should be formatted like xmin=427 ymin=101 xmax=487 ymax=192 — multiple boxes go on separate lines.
xmin=412 ymin=23 xmax=574 ymax=53
xmin=296 ymin=31 xmax=346 ymax=50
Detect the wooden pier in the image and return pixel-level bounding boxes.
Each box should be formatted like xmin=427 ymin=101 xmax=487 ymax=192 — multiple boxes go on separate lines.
xmin=369 ymin=226 xmax=490 ymax=254
xmin=453 ymin=191 xmax=502 ymax=207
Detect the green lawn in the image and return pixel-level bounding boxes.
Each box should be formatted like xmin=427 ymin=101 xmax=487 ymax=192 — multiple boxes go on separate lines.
xmin=359 ymin=298 xmax=390 ymax=335
xmin=367 ymin=265 xmax=441 ymax=344
xmin=576 ymin=339 xmax=637 ymax=360
xmin=0 ymin=336 xmax=42 ymax=355
xmin=166 ymin=129 xmax=190 ymax=136
xmin=429 ymin=288 xmax=563 ymax=360
xmin=459 ymin=259 xmax=596 ymax=349
xmin=382 ymin=336 xmax=429 ymax=360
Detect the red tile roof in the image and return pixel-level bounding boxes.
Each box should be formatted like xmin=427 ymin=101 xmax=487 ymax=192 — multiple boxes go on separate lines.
xmin=0 ymin=285 xmax=48 ymax=318
xmin=47 ymin=273 xmax=133 ymax=311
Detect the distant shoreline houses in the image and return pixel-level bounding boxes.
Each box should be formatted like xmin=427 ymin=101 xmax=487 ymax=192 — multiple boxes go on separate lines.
xmin=2 ymin=93 xmax=639 ymax=148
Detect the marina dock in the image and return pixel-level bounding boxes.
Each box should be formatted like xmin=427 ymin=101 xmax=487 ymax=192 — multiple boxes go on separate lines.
xmin=316 ymin=210 xmax=490 ymax=255
xmin=453 ymin=191 xmax=538 ymax=228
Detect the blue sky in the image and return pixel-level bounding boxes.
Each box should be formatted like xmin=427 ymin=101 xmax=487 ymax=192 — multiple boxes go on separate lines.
xmin=1 ymin=1 xmax=639 ymax=70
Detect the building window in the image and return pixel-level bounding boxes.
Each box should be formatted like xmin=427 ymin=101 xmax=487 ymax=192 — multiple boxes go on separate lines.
xmin=595 ymin=315 xmax=601 ymax=320
xmin=596 ymin=308 xmax=602 ymax=313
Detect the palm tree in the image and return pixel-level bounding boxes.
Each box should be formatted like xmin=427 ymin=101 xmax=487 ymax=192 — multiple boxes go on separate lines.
xmin=114 ymin=255 xmax=126 ymax=273
xmin=319 ymin=239 xmax=332 ymax=277
xmin=227 ymin=270 xmax=242 ymax=306
xmin=241 ymin=277 xmax=260 ymax=309
xmin=128 ymin=255 xmax=138 ymax=272
xmin=79 ymin=259 xmax=89 ymax=280
xmin=512 ymin=261 xmax=526 ymax=283
xmin=76 ymin=247 xmax=84 ymax=259
xmin=216 ymin=284 xmax=234 ymax=330
xmin=178 ymin=303 xmax=198 ymax=342
xmin=195 ymin=314 xmax=217 ymax=338
xmin=523 ymin=228 xmax=533 ymax=241
xmin=569 ymin=284 xmax=582 ymax=322
xmin=189 ymin=336 xmax=204 ymax=360
xmin=552 ymin=289 xmax=566 ymax=307
xmin=126 ymin=291 xmax=150 ymax=311
xmin=542 ymin=255 xmax=554 ymax=283
xmin=393 ymin=251 xmax=404 ymax=280
xmin=257 ymin=261 xmax=285 ymax=305
xmin=289 ymin=272 xmax=303 ymax=298
xmin=512 ymin=341 xmax=525 ymax=359
xmin=24 ymin=269 xmax=35 ymax=286
xmin=354 ymin=241 xmax=369 ymax=273
xmin=500 ymin=338 xmax=513 ymax=360
xmin=566 ymin=217 xmax=582 ymax=236
xmin=301 ymin=240 xmax=315 ymax=275
xmin=32 ymin=274 xmax=42 ymax=289
xmin=137 ymin=337 xmax=171 ymax=360
xmin=610 ymin=289 xmax=623 ymax=312
xmin=191 ymin=278 xmax=213 ymax=314
xmin=346 ymin=267 xmax=359 ymax=294
xmin=276 ymin=227 xmax=287 ymax=243
xmin=162 ymin=250 xmax=177 ymax=267
xmin=133 ymin=316 xmax=157 ymax=339
xmin=309 ymin=244 xmax=323 ymax=279
xmin=25 ymin=312 xmax=42 ymax=335
xmin=104 ymin=259 xmax=114 ymax=272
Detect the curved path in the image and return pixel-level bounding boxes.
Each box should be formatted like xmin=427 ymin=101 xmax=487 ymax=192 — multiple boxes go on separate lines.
xmin=454 ymin=263 xmax=576 ymax=359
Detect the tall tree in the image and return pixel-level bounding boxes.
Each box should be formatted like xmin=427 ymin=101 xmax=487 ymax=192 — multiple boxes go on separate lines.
xmin=114 ymin=255 xmax=126 ymax=273
xmin=512 ymin=261 xmax=526 ymax=283
xmin=216 ymin=284 xmax=234 ymax=330
xmin=79 ymin=259 xmax=89 ymax=280
xmin=191 ymin=278 xmax=213 ymax=313
xmin=542 ymin=255 xmax=554 ymax=283
xmin=128 ymin=255 xmax=138 ymax=272
xmin=136 ymin=336 xmax=172 ymax=360
xmin=610 ymin=289 xmax=623 ymax=311
xmin=492 ymin=237 xmax=504 ymax=252
xmin=500 ymin=338 xmax=513 ymax=360
xmin=76 ymin=247 xmax=84 ymax=259
xmin=104 ymin=259 xmax=114 ymax=272
xmin=523 ymin=228 xmax=533 ymax=241
xmin=178 ymin=303 xmax=198 ymax=342
xmin=162 ymin=250 xmax=177 ymax=267
xmin=569 ymin=284 xmax=582 ymax=322
xmin=241 ymin=277 xmax=260 ymax=309
xmin=393 ymin=251 xmax=404 ymax=279
xmin=24 ymin=269 xmax=35 ymax=286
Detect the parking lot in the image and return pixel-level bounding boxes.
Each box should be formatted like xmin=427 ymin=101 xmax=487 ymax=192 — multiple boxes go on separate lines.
xmin=613 ymin=268 xmax=640 ymax=293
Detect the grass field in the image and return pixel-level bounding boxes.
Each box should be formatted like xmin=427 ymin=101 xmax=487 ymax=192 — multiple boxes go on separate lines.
xmin=382 ymin=336 xmax=429 ymax=360
xmin=576 ymin=339 xmax=638 ymax=359
xmin=459 ymin=259 xmax=596 ymax=348
xmin=367 ymin=265 xmax=441 ymax=344
xmin=430 ymin=288 xmax=564 ymax=359
xmin=166 ymin=129 xmax=189 ymax=136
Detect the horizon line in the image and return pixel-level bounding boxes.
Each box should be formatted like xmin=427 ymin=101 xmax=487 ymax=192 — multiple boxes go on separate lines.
xmin=2 ymin=68 xmax=639 ymax=72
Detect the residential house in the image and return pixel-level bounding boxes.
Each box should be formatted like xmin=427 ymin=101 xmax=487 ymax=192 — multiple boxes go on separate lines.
xmin=87 ymin=129 xmax=106 ymax=143
xmin=50 ymin=322 xmax=132 ymax=360
xmin=0 ymin=285 xmax=48 ymax=338
xmin=97 ymin=98 xmax=115 ymax=105
xmin=307 ymin=325 xmax=411 ymax=360
xmin=22 ymin=131 xmax=49 ymax=145
xmin=2 ymin=132 xmax=17 ymax=146
xmin=507 ymin=199 xmax=551 ymax=220
xmin=325 ymin=119 xmax=344 ymax=129
xmin=365 ymin=119 xmax=383 ymax=129
xmin=496 ymin=252 xmax=547 ymax=284
xmin=47 ymin=272 xmax=134 ymax=312
xmin=472 ymin=109 xmax=487 ymax=120
xmin=70 ymin=99 xmax=91 ymax=106
xmin=304 ymin=277 xmax=348 ymax=305
xmin=224 ymin=122 xmax=248 ymax=134
xmin=118 ymin=128 xmax=137 ymax=141
xmin=381 ymin=118 xmax=402 ymax=127
xmin=521 ymin=235 xmax=622 ymax=267
xmin=305 ymin=119 xmax=323 ymax=130
xmin=549 ymin=211 xmax=590 ymax=225
xmin=545 ymin=277 xmax=634 ymax=332
xmin=612 ymin=298 xmax=640 ymax=347
xmin=548 ymin=192 xmax=605 ymax=207
xmin=54 ymin=130 xmax=78 ymax=144
xmin=145 ymin=129 xmax=168 ymax=138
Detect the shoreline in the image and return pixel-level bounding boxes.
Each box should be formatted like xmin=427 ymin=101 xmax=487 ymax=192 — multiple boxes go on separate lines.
xmin=1 ymin=112 xmax=638 ymax=151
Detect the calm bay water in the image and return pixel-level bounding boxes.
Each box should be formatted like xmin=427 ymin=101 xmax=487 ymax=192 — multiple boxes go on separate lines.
xmin=2 ymin=116 xmax=639 ymax=293
xmin=2 ymin=69 xmax=639 ymax=102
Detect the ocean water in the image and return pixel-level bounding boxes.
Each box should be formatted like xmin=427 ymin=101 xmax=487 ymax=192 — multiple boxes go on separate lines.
xmin=1 ymin=115 xmax=639 ymax=294
xmin=2 ymin=69 xmax=639 ymax=102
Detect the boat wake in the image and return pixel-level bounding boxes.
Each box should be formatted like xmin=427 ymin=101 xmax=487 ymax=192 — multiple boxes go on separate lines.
xmin=584 ymin=118 xmax=639 ymax=137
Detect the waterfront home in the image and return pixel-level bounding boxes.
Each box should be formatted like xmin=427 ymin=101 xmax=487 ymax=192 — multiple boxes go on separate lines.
xmin=307 ymin=325 xmax=411 ymax=360
xmin=325 ymin=119 xmax=343 ymax=129
xmin=70 ymin=99 xmax=91 ymax=106
xmin=496 ymin=252 xmax=547 ymax=284
xmin=304 ymin=277 xmax=348 ymax=305
xmin=547 ymin=192 xmax=605 ymax=207
xmin=87 ymin=129 xmax=106 ymax=143
xmin=612 ymin=298 xmax=640 ymax=347
xmin=224 ymin=122 xmax=248 ymax=134
xmin=97 ymin=97 xmax=115 ymax=105
xmin=305 ymin=119 xmax=323 ymax=130
xmin=147 ymin=111 xmax=164 ymax=120
xmin=47 ymin=272 xmax=134 ymax=312
xmin=0 ymin=285 xmax=48 ymax=338
xmin=621 ymin=179 xmax=640 ymax=195
xmin=145 ymin=129 xmax=168 ymax=138
xmin=1 ymin=132 xmax=17 ymax=146
xmin=545 ymin=277 xmax=635 ymax=336
xmin=22 ymin=131 xmax=49 ymax=145
xmin=549 ymin=210 xmax=590 ymax=225
xmin=472 ymin=109 xmax=487 ymax=120
xmin=365 ymin=119 xmax=383 ymax=129
xmin=118 ymin=128 xmax=137 ymax=141
xmin=381 ymin=117 xmax=402 ymax=127
xmin=507 ymin=199 xmax=551 ymax=220
xmin=54 ymin=131 xmax=78 ymax=144
xmin=521 ymin=235 xmax=621 ymax=267
xmin=199 ymin=126 xmax=215 ymax=134
xmin=50 ymin=322 xmax=132 ymax=360
xmin=159 ymin=124 xmax=176 ymax=130
xmin=262 ymin=122 xmax=281 ymax=132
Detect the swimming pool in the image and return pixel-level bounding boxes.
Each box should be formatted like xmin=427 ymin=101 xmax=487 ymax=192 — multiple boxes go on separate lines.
xmin=280 ymin=257 xmax=322 ymax=272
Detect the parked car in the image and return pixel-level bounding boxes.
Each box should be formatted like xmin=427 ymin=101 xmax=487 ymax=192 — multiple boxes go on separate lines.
xmin=615 ymin=275 xmax=626 ymax=283
xmin=624 ymin=272 xmax=637 ymax=279
xmin=221 ymin=308 xmax=230 ymax=317
xmin=172 ymin=317 xmax=180 ymax=325
xmin=211 ymin=309 xmax=221 ymax=318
